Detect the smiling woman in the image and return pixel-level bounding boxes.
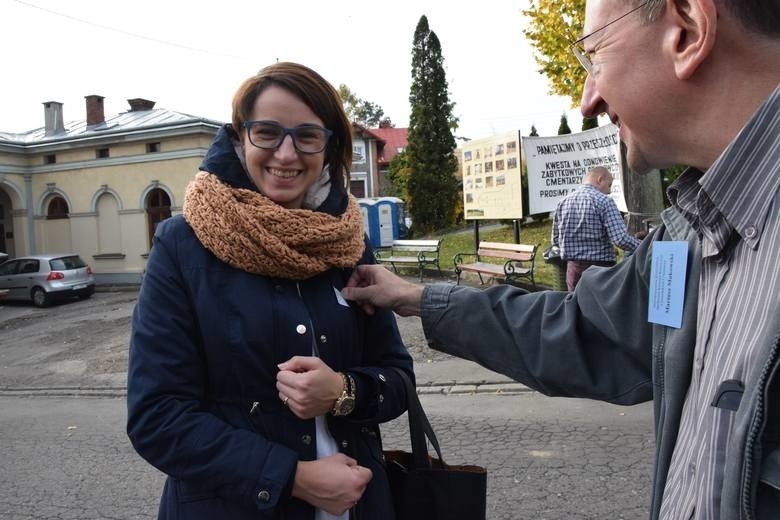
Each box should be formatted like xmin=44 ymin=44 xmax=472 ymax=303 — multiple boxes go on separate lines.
xmin=126 ymin=62 xmax=413 ymax=520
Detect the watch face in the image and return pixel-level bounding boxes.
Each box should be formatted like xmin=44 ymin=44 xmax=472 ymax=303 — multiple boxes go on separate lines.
xmin=337 ymin=395 xmax=355 ymax=415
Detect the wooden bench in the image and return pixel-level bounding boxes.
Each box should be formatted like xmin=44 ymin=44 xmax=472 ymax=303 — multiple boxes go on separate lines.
xmin=374 ymin=239 xmax=442 ymax=281
xmin=453 ymin=241 xmax=539 ymax=289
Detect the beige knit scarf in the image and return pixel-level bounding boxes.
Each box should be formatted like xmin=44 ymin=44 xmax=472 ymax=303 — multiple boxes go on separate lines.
xmin=183 ymin=172 xmax=365 ymax=280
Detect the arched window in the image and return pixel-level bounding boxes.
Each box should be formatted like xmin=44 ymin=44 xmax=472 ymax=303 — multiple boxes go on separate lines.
xmin=46 ymin=196 xmax=69 ymax=219
xmin=145 ymin=188 xmax=171 ymax=248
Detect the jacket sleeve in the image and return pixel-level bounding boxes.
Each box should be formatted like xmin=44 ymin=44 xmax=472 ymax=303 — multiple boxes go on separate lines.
xmin=346 ymin=237 xmax=414 ymax=423
xmin=421 ymin=235 xmax=656 ymax=405
xmin=126 ymin=222 xmax=298 ymax=513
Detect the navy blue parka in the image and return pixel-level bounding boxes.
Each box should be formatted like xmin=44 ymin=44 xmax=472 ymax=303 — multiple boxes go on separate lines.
xmin=127 ymin=125 xmax=413 ymax=519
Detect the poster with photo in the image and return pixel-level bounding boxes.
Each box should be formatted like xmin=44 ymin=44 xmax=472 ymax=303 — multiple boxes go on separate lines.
xmin=459 ymin=131 xmax=523 ymax=219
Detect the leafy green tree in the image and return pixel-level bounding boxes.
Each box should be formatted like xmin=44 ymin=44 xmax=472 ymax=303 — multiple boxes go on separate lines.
xmin=523 ymin=0 xmax=586 ymax=103
xmin=386 ymin=150 xmax=411 ymax=200
xmin=558 ymin=114 xmax=571 ymax=135
xmin=529 ymin=124 xmax=539 ymax=136
xmin=581 ymin=116 xmax=598 ymax=130
xmin=406 ymin=15 xmax=460 ymax=234
xmin=337 ymin=84 xmax=387 ymax=127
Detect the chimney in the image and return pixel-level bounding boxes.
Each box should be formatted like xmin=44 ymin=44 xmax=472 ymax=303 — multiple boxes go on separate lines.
xmin=43 ymin=101 xmax=65 ymax=136
xmin=127 ymin=98 xmax=156 ymax=112
xmin=85 ymin=95 xmax=105 ymax=126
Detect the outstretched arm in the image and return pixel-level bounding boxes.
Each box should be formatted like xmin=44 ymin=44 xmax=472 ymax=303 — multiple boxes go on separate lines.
xmin=341 ymin=264 xmax=423 ymax=317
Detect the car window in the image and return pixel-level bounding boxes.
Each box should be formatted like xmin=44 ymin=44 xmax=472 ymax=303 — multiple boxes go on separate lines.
xmin=0 ymin=260 xmax=21 ymax=275
xmin=19 ymin=260 xmax=40 ymax=274
xmin=50 ymin=256 xmax=86 ymax=270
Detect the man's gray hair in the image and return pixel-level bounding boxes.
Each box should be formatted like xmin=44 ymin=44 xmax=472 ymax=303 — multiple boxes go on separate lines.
xmin=634 ymin=0 xmax=780 ymax=36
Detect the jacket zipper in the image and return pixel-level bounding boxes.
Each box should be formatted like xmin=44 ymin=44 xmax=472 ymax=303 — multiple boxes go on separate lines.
xmin=741 ymin=331 xmax=780 ymax=520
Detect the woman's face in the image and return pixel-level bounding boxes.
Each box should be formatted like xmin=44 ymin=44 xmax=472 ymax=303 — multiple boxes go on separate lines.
xmin=242 ymin=85 xmax=327 ymax=209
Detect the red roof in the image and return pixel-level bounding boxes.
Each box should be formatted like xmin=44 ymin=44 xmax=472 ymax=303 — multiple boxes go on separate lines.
xmin=370 ymin=127 xmax=409 ymax=165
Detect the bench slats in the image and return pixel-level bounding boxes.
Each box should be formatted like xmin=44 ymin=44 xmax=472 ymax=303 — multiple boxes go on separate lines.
xmin=454 ymin=241 xmax=539 ymax=289
xmin=374 ymin=239 xmax=442 ymax=281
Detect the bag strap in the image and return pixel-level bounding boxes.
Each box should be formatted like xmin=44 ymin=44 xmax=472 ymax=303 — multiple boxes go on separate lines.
xmin=390 ymin=367 xmax=446 ymax=469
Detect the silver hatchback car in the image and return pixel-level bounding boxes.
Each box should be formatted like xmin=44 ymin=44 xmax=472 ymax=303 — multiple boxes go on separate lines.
xmin=0 ymin=253 xmax=95 ymax=307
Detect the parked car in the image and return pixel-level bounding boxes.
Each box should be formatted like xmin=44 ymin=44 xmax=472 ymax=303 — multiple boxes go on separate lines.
xmin=0 ymin=252 xmax=8 ymax=264
xmin=0 ymin=254 xmax=95 ymax=307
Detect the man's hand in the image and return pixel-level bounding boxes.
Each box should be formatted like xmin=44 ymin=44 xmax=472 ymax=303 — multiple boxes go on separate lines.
xmin=341 ymin=265 xmax=424 ymax=317
xmin=276 ymin=356 xmax=343 ymax=419
xmin=292 ymin=454 xmax=373 ymax=515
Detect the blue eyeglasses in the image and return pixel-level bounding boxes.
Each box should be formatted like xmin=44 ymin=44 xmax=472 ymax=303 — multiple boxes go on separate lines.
xmin=244 ymin=120 xmax=333 ymax=154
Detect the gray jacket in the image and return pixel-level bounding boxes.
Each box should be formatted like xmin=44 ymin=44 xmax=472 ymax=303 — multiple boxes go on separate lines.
xmin=420 ymin=207 xmax=780 ymax=519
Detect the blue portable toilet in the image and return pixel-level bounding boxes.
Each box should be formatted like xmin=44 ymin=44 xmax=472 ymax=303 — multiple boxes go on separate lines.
xmin=357 ymin=198 xmax=382 ymax=248
xmin=375 ymin=197 xmax=404 ymax=245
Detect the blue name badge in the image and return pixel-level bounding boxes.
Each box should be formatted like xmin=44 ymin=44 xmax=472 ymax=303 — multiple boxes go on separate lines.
xmin=648 ymin=241 xmax=689 ymax=328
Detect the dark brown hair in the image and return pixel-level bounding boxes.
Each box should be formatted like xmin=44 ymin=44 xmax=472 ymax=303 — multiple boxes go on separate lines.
xmin=231 ymin=62 xmax=352 ymax=191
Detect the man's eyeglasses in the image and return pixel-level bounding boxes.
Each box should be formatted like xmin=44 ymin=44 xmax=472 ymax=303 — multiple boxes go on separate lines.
xmin=244 ymin=120 xmax=333 ymax=154
xmin=570 ymin=0 xmax=649 ymax=74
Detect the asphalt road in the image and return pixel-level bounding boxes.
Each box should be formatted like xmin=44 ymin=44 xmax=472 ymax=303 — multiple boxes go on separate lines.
xmin=0 ymin=394 xmax=653 ymax=520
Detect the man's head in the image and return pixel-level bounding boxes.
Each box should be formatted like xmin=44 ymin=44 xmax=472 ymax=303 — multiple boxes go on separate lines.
xmin=578 ymin=0 xmax=780 ymax=174
xmin=583 ymin=166 xmax=614 ymax=195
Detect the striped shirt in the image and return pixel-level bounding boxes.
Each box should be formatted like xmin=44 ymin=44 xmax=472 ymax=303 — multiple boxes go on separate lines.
xmin=551 ymin=184 xmax=640 ymax=262
xmin=659 ymin=86 xmax=780 ymax=519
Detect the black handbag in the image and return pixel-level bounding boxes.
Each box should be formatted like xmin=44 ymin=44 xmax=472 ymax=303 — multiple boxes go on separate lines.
xmin=384 ymin=368 xmax=487 ymax=520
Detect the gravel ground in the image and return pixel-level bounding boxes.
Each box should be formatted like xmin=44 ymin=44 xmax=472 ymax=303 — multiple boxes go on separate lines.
xmin=0 ymin=279 xmax=453 ymax=389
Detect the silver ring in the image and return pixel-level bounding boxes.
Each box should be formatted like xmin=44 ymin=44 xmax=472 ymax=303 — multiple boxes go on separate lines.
xmin=282 ymin=395 xmax=289 ymax=406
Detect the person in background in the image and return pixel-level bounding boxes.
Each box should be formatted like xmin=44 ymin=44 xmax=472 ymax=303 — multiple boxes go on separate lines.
xmin=552 ymin=166 xmax=642 ymax=290
xmin=342 ymin=0 xmax=780 ymax=518
xmin=127 ymin=62 xmax=412 ymax=520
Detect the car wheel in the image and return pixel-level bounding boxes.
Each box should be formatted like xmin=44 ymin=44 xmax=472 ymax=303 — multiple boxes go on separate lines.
xmin=32 ymin=287 xmax=50 ymax=308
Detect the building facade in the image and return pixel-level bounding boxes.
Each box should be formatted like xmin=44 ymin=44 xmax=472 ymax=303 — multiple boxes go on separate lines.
xmin=0 ymin=95 xmax=221 ymax=284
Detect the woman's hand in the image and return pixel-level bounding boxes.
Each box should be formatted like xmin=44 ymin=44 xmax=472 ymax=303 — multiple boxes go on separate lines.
xmin=292 ymin=454 xmax=373 ymax=514
xmin=276 ymin=356 xmax=344 ymax=419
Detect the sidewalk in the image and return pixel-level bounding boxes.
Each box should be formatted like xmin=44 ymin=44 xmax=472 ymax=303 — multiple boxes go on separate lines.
xmin=413 ymin=357 xmax=530 ymax=395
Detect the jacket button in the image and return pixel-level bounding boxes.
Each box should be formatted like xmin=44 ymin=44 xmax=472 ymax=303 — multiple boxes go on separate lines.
xmin=302 ymin=434 xmax=312 ymax=445
xmin=378 ymin=373 xmax=386 ymax=383
xmin=257 ymin=490 xmax=271 ymax=502
xmin=379 ymin=394 xmax=384 ymax=403
xmin=296 ymin=324 xmax=307 ymax=335
xmin=341 ymin=440 xmax=349 ymax=448
xmin=320 ymin=334 xmax=327 ymax=343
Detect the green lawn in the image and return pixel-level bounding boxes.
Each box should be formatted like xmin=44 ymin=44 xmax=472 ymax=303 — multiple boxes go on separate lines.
xmin=417 ymin=218 xmax=562 ymax=290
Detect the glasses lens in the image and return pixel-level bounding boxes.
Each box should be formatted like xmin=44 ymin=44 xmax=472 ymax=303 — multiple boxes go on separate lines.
xmin=247 ymin=122 xmax=284 ymax=149
xmin=571 ymin=44 xmax=592 ymax=75
xmin=293 ymin=125 xmax=329 ymax=154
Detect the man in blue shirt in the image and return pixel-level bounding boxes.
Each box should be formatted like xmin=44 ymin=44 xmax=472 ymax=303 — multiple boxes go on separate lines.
xmin=551 ymin=166 xmax=641 ymax=290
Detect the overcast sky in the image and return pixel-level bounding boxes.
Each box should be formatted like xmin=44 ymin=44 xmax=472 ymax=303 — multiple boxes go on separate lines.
xmin=1 ymin=0 xmax=587 ymax=139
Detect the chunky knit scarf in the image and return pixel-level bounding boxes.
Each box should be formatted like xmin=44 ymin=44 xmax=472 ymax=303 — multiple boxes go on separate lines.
xmin=183 ymin=172 xmax=365 ymax=280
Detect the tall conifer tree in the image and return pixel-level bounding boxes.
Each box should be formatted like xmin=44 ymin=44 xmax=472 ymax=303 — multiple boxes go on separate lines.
xmin=406 ymin=15 xmax=459 ymax=234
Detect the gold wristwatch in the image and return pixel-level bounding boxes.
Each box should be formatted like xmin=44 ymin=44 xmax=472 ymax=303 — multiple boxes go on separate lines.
xmin=331 ymin=372 xmax=356 ymax=416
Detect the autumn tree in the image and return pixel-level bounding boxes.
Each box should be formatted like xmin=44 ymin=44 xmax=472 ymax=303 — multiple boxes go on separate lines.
xmin=405 ymin=15 xmax=460 ymax=234
xmin=523 ymin=0 xmax=586 ymax=103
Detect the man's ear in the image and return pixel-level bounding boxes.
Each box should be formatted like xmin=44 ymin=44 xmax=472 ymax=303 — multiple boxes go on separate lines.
xmin=663 ymin=0 xmax=718 ymax=79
